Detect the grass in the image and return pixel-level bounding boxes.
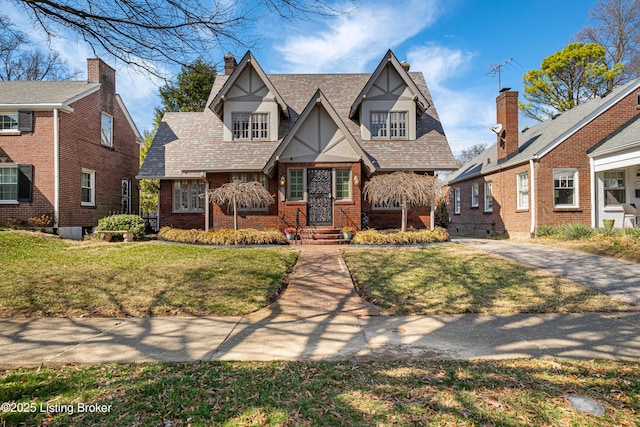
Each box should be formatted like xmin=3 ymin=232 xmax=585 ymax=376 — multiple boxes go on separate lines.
xmin=0 ymin=359 xmax=638 ymax=426
xmin=0 ymin=231 xmax=298 ymax=317
xmin=343 ymin=244 xmax=635 ymax=315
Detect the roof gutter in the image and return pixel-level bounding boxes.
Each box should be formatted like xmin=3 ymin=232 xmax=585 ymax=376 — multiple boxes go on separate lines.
xmin=0 ymin=103 xmax=74 ymax=113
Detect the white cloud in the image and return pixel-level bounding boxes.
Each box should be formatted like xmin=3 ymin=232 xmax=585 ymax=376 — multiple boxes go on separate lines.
xmin=274 ymin=0 xmax=441 ymax=73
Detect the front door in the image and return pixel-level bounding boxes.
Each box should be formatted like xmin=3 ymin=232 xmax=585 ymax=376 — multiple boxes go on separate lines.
xmin=307 ymin=168 xmax=333 ymax=226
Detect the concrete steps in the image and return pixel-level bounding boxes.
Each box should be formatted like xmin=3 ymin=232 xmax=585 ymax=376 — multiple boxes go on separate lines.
xmin=292 ymin=227 xmax=350 ymax=245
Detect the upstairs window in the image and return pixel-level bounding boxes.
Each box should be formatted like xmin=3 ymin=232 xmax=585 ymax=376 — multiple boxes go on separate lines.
xmin=101 ymin=113 xmax=113 ymax=147
xmin=232 ymin=113 xmax=269 ymax=140
xmin=371 ymin=111 xmax=407 ymax=139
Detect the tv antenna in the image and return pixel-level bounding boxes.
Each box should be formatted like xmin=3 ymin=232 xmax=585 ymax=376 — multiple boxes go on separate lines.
xmin=485 ymin=58 xmax=519 ymax=91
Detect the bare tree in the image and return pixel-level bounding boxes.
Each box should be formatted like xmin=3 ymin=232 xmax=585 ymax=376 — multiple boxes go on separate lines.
xmin=208 ymin=181 xmax=275 ymax=230
xmin=9 ymin=0 xmax=349 ymax=77
xmin=0 ymin=16 xmax=79 ymax=81
xmin=363 ymin=172 xmax=438 ymax=232
xmin=576 ymin=0 xmax=640 ymax=86
xmin=456 ymin=143 xmax=487 ymax=167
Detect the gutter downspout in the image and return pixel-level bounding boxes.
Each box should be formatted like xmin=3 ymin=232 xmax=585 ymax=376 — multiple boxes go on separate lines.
xmin=529 ymin=159 xmax=536 ymax=235
xmin=430 ymin=198 xmax=435 ymax=230
xmin=205 ymin=179 xmax=210 ymax=231
xmin=53 ymin=108 xmax=60 ymax=229
xmin=590 ymin=157 xmax=596 ymax=228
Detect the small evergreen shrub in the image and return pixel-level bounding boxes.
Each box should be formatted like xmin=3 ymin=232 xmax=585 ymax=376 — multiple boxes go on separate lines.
xmin=533 ymin=225 xmax=559 ymax=238
xmin=351 ymin=227 xmax=449 ymax=245
xmin=435 ymin=199 xmax=449 ymax=228
xmin=159 ymin=227 xmax=288 ymax=245
xmin=95 ymin=214 xmax=146 ymax=240
xmin=558 ymin=223 xmax=594 ymax=240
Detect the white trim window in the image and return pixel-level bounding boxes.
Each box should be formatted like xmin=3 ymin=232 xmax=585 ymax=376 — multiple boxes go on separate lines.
xmin=335 ymin=170 xmax=350 ymax=200
xmin=372 ymin=200 xmax=403 ymax=210
xmin=603 ymin=170 xmax=625 ymax=205
xmin=371 ymin=111 xmax=407 ymax=139
xmin=0 ymin=165 xmax=18 ymax=202
xmin=101 ymin=113 xmax=113 ymax=147
xmin=517 ymin=172 xmax=529 ymax=209
xmin=81 ymin=169 xmax=95 ymax=206
xmin=553 ymin=169 xmax=578 ymax=207
xmin=484 ymin=181 xmax=493 ymax=212
xmin=231 ymin=173 xmax=269 ymax=211
xmin=0 ymin=113 xmax=18 ymax=131
xmin=173 ymin=180 xmax=206 ymax=212
xmin=453 ymin=187 xmax=460 ymax=214
xmin=232 ymin=113 xmax=269 ymax=140
xmin=289 ymin=169 xmax=304 ymax=201
xmin=471 ymin=183 xmax=479 ymax=207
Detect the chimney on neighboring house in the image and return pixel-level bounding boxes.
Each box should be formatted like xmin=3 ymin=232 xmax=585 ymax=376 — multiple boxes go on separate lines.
xmin=495 ymin=88 xmax=519 ymax=160
xmin=224 ymin=54 xmax=237 ymax=75
xmin=87 ymin=58 xmax=116 ymax=94
xmin=400 ymin=61 xmax=410 ymax=72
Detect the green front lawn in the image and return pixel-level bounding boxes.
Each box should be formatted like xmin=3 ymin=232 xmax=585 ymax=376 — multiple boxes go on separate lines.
xmin=343 ymin=244 xmax=635 ymax=315
xmin=0 ymin=231 xmax=297 ymax=317
xmin=1 ymin=359 xmax=638 ymax=426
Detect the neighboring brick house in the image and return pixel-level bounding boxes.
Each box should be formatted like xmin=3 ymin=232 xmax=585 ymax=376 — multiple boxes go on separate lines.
xmin=0 ymin=58 xmax=141 ymax=239
xmin=447 ymin=79 xmax=640 ymax=238
xmin=139 ymin=50 xmax=457 ymax=234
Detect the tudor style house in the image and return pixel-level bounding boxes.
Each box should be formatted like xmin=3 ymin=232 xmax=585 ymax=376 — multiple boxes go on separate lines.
xmin=0 ymin=58 xmax=141 ymax=239
xmin=447 ymin=78 xmax=640 ymax=238
xmin=139 ymin=50 xmax=457 ymax=236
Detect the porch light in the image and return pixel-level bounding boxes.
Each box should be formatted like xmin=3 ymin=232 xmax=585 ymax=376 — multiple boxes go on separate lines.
xmin=353 ymin=174 xmax=360 ymax=185
xmin=279 ymin=175 xmax=287 ymax=187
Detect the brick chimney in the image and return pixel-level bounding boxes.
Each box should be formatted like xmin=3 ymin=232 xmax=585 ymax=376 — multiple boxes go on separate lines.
xmin=224 ymin=54 xmax=237 ymax=75
xmin=496 ymin=88 xmax=519 ymax=160
xmin=87 ymin=58 xmax=115 ymax=94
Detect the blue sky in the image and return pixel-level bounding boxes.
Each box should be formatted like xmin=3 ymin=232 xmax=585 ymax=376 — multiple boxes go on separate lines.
xmin=7 ymin=0 xmax=599 ymax=155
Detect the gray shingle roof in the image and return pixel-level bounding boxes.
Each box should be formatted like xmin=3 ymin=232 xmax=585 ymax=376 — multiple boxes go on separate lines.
xmin=448 ymin=78 xmax=640 ymax=184
xmin=588 ymin=115 xmax=640 ymax=157
xmin=0 ymin=81 xmax=100 ymax=105
xmin=139 ymin=66 xmax=457 ymax=179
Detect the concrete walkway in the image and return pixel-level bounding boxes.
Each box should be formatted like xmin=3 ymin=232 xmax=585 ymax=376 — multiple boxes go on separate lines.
xmin=0 ymin=242 xmax=639 ymax=366
xmin=457 ymin=238 xmax=640 ymax=305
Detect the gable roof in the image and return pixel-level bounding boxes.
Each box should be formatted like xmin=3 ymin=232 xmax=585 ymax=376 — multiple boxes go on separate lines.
xmin=350 ymin=49 xmax=430 ymax=119
xmin=588 ymin=114 xmax=640 ymax=158
xmin=0 ymin=81 xmax=101 ymax=112
xmin=139 ymin=51 xmax=457 ymax=179
xmin=264 ymin=89 xmax=376 ymax=175
xmin=448 ymin=78 xmax=640 ymax=184
xmin=209 ymin=51 xmax=289 ymax=118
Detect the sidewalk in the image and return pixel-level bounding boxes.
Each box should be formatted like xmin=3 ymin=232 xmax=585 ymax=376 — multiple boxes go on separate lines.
xmin=1 ymin=243 xmax=639 ymax=366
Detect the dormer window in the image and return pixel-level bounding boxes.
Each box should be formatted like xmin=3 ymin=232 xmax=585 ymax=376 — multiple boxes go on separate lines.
xmin=232 ymin=112 xmax=269 ymax=140
xmin=371 ymin=111 xmax=407 ymax=138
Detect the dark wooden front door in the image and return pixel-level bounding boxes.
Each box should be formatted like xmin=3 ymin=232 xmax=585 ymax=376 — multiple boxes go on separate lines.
xmin=307 ymin=168 xmax=333 ymax=226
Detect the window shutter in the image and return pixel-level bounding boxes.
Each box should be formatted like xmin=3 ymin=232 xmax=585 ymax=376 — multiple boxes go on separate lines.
xmin=18 ymin=111 xmax=33 ymax=132
xmin=17 ymin=164 xmax=33 ymax=202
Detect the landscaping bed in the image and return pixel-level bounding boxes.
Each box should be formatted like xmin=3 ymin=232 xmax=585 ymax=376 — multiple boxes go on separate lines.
xmin=343 ymin=244 xmax=635 ymax=315
xmin=0 ymin=231 xmax=297 ymax=317
xmin=0 ymin=359 xmax=637 ymax=426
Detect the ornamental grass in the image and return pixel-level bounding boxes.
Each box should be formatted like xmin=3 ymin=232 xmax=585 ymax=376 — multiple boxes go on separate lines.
xmin=351 ymin=227 xmax=449 ymax=245
xmin=159 ymin=227 xmax=288 ymax=245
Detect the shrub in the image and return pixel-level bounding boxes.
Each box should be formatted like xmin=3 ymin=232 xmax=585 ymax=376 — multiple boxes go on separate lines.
xmin=594 ymin=226 xmax=622 ymax=239
xmin=351 ymin=227 xmax=449 ymax=245
xmin=533 ymin=225 xmax=559 ymax=238
xmin=159 ymin=227 xmax=288 ymax=245
xmin=558 ymin=223 xmax=594 ymax=240
xmin=623 ymin=226 xmax=640 ymax=241
xmin=95 ymin=214 xmax=146 ymax=240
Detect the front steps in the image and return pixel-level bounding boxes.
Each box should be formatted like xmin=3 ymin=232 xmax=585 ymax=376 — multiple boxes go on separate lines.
xmin=291 ymin=227 xmax=350 ymax=245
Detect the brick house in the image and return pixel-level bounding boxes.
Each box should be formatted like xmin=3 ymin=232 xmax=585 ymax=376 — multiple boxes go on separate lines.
xmin=447 ymin=79 xmax=640 ymax=238
xmin=139 ymin=50 xmax=457 ymax=236
xmin=0 ymin=58 xmax=141 ymax=239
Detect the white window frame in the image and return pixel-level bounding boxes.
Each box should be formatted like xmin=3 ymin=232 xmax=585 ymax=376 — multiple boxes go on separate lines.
xmin=453 ymin=187 xmax=460 ymax=214
xmin=0 ymin=164 xmax=18 ymax=203
xmin=81 ymin=169 xmax=95 ymax=207
xmin=0 ymin=112 xmax=19 ymax=132
xmin=471 ymin=183 xmax=479 ymax=207
xmin=101 ymin=112 xmax=113 ymax=147
xmin=231 ymin=112 xmax=269 ymax=141
xmin=371 ymin=111 xmax=408 ymax=139
xmin=517 ymin=172 xmax=529 ymax=210
xmin=173 ymin=180 xmax=206 ymax=213
xmin=231 ymin=173 xmax=269 ymax=211
xmin=288 ymin=169 xmax=304 ymax=201
xmin=335 ymin=169 xmax=351 ymax=201
xmin=603 ymin=170 xmax=626 ymax=206
xmin=553 ymin=168 xmax=579 ymax=208
xmin=484 ymin=181 xmax=493 ymax=212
